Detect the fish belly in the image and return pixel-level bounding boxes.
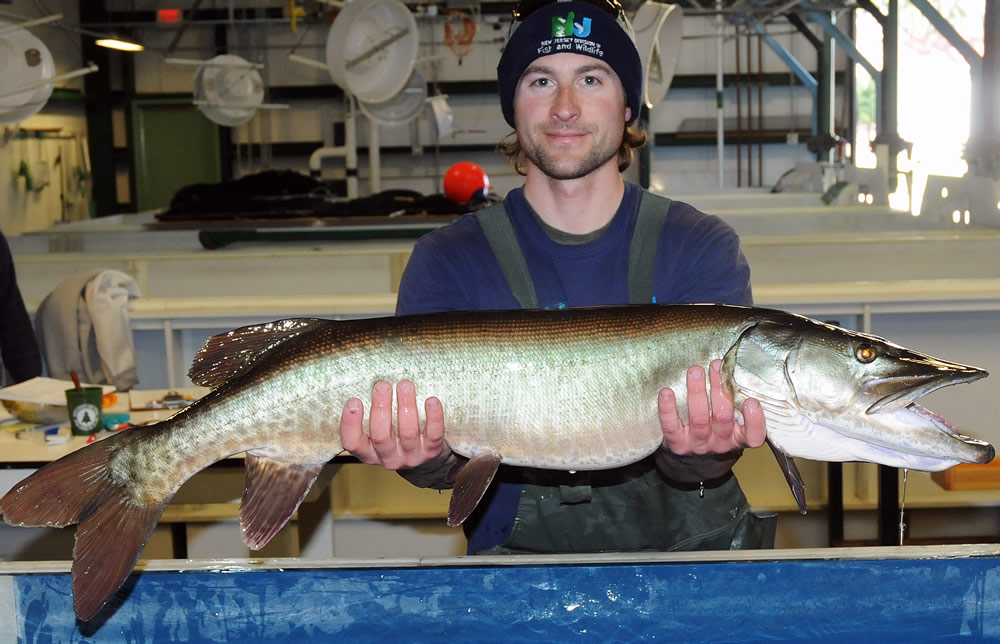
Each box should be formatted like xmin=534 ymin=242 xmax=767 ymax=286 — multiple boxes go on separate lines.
xmin=343 ymin=334 xmax=689 ymax=470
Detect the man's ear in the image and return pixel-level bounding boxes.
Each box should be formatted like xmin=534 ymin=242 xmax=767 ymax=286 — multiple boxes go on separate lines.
xmin=625 ymin=106 xmax=632 ymax=123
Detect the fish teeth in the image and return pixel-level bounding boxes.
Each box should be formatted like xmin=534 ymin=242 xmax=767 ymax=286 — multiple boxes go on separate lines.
xmin=905 ymin=403 xmax=957 ymax=435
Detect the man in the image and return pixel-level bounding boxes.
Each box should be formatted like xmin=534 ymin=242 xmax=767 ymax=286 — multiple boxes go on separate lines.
xmin=0 ymin=229 xmax=42 ymax=384
xmin=340 ymin=0 xmax=774 ymax=553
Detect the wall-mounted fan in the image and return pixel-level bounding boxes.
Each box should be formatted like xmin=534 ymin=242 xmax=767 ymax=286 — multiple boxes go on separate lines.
xmin=358 ymin=67 xmax=427 ymax=126
xmin=191 ymin=54 xmax=266 ymax=127
xmin=325 ymin=0 xmax=419 ymax=105
xmin=0 ymin=20 xmax=56 ymax=125
xmin=632 ymin=2 xmax=683 ymax=109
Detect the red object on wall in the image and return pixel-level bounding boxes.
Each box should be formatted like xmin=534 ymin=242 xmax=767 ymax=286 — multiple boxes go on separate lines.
xmin=158 ymin=9 xmax=182 ymax=23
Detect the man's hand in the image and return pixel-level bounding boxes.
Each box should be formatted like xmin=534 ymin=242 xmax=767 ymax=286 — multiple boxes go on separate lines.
xmin=659 ymin=359 xmax=766 ymax=455
xmin=339 ymin=380 xmax=446 ymax=470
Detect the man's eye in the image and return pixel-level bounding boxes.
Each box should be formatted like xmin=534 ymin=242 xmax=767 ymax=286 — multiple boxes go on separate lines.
xmin=582 ymin=75 xmax=599 ymax=85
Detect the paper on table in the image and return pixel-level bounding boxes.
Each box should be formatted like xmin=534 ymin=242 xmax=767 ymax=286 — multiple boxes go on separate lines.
xmin=129 ymin=387 xmax=210 ymax=411
xmin=0 ymin=376 xmax=116 ymax=406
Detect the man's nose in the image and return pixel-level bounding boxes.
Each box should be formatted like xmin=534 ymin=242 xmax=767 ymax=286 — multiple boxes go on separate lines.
xmin=551 ymin=83 xmax=580 ymax=121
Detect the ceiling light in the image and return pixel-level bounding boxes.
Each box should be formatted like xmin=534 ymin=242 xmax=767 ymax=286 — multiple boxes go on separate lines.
xmin=95 ymin=37 xmax=143 ymax=52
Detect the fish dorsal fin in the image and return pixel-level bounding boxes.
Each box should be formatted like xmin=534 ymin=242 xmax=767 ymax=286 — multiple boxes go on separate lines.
xmin=447 ymin=452 xmax=502 ymax=528
xmin=188 ymin=318 xmax=331 ymax=387
xmin=767 ymin=439 xmax=808 ymax=514
xmin=241 ymin=453 xmax=326 ymax=550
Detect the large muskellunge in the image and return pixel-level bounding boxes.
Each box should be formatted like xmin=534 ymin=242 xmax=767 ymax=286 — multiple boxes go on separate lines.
xmin=0 ymin=303 xmax=993 ymax=620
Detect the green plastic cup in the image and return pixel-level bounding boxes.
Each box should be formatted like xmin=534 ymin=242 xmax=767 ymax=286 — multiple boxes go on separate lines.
xmin=65 ymin=387 xmax=104 ymax=436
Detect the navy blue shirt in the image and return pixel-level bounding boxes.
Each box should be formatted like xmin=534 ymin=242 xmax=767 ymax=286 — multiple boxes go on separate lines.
xmin=395 ymin=182 xmax=753 ymax=552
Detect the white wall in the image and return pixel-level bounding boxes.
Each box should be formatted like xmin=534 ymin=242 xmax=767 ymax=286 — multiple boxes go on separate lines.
xmin=1 ymin=1 xmax=91 ymax=235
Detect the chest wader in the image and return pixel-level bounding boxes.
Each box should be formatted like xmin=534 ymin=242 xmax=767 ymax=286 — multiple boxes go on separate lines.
xmin=473 ymin=193 xmax=777 ymax=553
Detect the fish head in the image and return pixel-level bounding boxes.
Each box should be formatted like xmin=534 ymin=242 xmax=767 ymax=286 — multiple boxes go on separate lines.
xmin=724 ymin=315 xmax=994 ymax=471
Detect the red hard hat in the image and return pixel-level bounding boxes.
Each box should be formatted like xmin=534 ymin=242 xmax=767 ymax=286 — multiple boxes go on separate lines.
xmin=443 ymin=161 xmax=490 ymax=204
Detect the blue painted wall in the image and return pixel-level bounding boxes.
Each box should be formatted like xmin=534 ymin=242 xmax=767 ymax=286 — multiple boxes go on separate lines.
xmin=12 ymin=555 xmax=1000 ymax=642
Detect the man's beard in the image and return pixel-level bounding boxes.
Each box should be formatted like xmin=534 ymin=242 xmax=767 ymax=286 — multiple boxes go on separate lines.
xmin=521 ymin=128 xmax=620 ymax=180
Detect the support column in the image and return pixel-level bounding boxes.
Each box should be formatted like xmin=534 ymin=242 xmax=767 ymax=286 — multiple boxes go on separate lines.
xmin=817 ymin=12 xmax=836 ymax=163
xmin=967 ymin=1 xmax=999 ymax=179
xmin=79 ymin=1 xmax=115 ymax=216
xmin=879 ymin=0 xmax=899 ymax=191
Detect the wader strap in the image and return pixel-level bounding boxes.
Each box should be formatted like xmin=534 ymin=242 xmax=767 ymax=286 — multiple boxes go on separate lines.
xmin=627 ymin=192 xmax=672 ymax=304
xmin=476 ymin=202 xmax=540 ymax=309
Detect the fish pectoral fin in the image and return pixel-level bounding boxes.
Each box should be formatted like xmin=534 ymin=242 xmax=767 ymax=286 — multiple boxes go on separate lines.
xmin=241 ymin=454 xmax=326 ymax=550
xmin=447 ymin=452 xmax=502 ymax=528
xmin=188 ymin=318 xmax=333 ymax=387
xmin=767 ymin=439 xmax=808 ymax=514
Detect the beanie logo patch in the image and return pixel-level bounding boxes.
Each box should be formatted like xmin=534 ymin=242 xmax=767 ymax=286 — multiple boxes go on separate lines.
xmin=551 ymin=12 xmax=591 ymax=38
xmin=537 ymin=12 xmax=604 ymax=58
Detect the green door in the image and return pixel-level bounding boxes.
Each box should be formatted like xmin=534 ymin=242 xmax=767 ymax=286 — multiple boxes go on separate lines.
xmin=132 ymin=99 xmax=222 ymax=212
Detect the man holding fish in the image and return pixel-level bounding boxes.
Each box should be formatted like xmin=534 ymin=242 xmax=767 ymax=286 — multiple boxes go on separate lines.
xmin=339 ymin=0 xmax=776 ymax=553
xmin=5 ymin=0 xmax=994 ymax=623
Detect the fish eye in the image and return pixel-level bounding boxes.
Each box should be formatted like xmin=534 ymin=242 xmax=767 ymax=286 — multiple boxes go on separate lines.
xmin=855 ymin=344 xmax=877 ymax=363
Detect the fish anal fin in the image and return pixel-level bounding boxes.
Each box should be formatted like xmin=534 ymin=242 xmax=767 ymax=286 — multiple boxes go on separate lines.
xmin=241 ymin=454 xmax=325 ymax=550
xmin=447 ymin=452 xmax=501 ymax=528
xmin=767 ymin=439 xmax=808 ymax=514
xmin=188 ymin=318 xmax=332 ymax=387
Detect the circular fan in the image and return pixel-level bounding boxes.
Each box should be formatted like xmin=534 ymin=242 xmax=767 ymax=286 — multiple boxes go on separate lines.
xmin=0 ymin=21 xmax=55 ymax=125
xmin=632 ymin=2 xmax=683 ymax=109
xmin=325 ymin=0 xmax=418 ymax=104
xmin=193 ymin=54 xmax=264 ymax=127
xmin=358 ymin=67 xmax=427 ymax=126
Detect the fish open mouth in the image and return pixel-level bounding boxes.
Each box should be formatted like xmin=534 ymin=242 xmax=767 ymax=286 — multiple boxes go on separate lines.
xmin=867 ymin=371 xmax=988 ymax=415
xmin=906 ymin=402 xmax=994 ymax=460
xmin=867 ymin=400 xmax=997 ymax=469
xmin=853 ymin=368 xmax=994 ymax=468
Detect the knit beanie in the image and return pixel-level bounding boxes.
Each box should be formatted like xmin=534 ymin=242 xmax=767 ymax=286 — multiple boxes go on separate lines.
xmin=496 ymin=0 xmax=642 ymax=127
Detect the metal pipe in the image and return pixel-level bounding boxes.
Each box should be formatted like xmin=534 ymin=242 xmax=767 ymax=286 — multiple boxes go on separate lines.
xmin=193 ymin=101 xmax=288 ymax=110
xmin=309 ymin=100 xmax=358 ymax=199
xmin=909 ymin=0 xmax=982 ymax=68
xmin=805 ymin=8 xmax=882 ymax=83
xmin=368 ymin=117 xmax=381 ymax=195
xmin=755 ymin=27 xmax=818 ymax=96
xmin=980 ymin=0 xmax=1000 ymax=178
xmin=345 ymin=97 xmax=359 ymax=198
xmin=165 ymin=57 xmax=264 ymax=69
xmin=884 ymin=0 xmax=898 ymax=191
xmin=757 ymin=32 xmax=763 ymax=187
xmin=716 ymin=0 xmax=724 ymax=189
xmin=166 ymin=0 xmax=204 ymax=55
xmin=0 ymin=64 xmax=99 ymax=100
xmin=735 ymin=26 xmax=742 ymax=188
xmin=966 ymin=0 xmax=998 ymax=179
xmin=816 ymin=12 xmax=835 ymax=164
xmin=746 ymin=31 xmax=752 ymax=186
xmin=0 ymin=13 xmax=62 ymax=35
xmin=288 ymin=53 xmax=329 ymax=71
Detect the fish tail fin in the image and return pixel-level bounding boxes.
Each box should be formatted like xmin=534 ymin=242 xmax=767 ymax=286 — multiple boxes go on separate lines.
xmin=0 ymin=429 xmax=170 ymax=621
